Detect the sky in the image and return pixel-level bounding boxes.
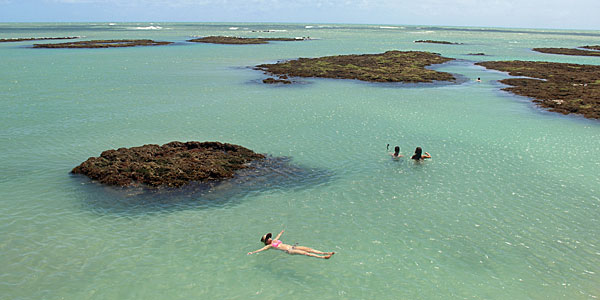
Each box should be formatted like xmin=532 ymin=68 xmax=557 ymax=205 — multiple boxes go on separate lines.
xmin=0 ymin=0 xmax=599 ymax=30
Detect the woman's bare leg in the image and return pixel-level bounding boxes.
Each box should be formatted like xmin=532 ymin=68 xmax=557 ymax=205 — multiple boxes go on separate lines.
xmin=289 ymin=249 xmax=333 ymax=259
xmin=294 ymin=246 xmax=334 ymax=255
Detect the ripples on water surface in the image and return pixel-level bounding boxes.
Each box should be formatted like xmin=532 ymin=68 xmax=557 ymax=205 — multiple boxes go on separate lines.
xmin=1 ymin=23 xmax=599 ymax=299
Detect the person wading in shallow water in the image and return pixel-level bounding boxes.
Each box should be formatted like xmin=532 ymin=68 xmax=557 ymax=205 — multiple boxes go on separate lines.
xmin=247 ymin=230 xmax=335 ymax=259
xmin=390 ymin=146 xmax=404 ymax=158
xmin=387 ymin=144 xmax=403 ymax=158
xmin=411 ymin=147 xmax=431 ymax=160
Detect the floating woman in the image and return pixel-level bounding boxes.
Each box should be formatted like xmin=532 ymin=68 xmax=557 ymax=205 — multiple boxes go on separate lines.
xmin=247 ymin=230 xmax=335 ymax=259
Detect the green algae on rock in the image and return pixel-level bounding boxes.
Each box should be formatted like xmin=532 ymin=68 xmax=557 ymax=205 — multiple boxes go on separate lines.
xmin=0 ymin=37 xmax=79 ymax=43
xmin=72 ymin=141 xmax=265 ymax=187
xmin=33 ymin=39 xmax=172 ymax=48
xmin=533 ymin=47 xmax=600 ymax=57
xmin=255 ymin=51 xmax=455 ymax=83
xmin=188 ymin=36 xmax=301 ymax=44
xmin=476 ymin=61 xmax=600 ymax=119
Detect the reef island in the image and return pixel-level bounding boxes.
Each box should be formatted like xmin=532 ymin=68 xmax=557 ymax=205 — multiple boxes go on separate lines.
xmin=33 ymin=39 xmax=172 ymax=48
xmin=476 ymin=61 xmax=600 ymax=119
xmin=188 ymin=36 xmax=302 ymax=44
xmin=72 ymin=141 xmax=265 ymax=187
xmin=255 ymin=50 xmax=455 ymax=83
xmin=533 ymin=46 xmax=600 ymax=57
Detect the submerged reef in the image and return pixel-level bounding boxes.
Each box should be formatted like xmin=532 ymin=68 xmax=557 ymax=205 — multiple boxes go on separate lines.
xmin=533 ymin=47 xmax=600 ymax=57
xmin=0 ymin=37 xmax=79 ymax=43
xmin=263 ymin=76 xmax=292 ymax=84
xmin=188 ymin=36 xmax=302 ymax=44
xmin=72 ymin=141 xmax=265 ymax=187
xmin=77 ymin=155 xmax=333 ymax=213
xmin=33 ymin=39 xmax=172 ymax=48
xmin=415 ymin=40 xmax=462 ymax=45
xmin=255 ymin=50 xmax=455 ymax=83
xmin=476 ymin=61 xmax=600 ymax=119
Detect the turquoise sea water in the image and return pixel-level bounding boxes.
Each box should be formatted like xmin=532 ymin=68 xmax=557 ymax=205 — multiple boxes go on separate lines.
xmin=1 ymin=23 xmax=599 ymax=299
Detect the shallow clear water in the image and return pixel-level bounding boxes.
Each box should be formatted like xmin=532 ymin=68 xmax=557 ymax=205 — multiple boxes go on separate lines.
xmin=1 ymin=23 xmax=599 ymax=299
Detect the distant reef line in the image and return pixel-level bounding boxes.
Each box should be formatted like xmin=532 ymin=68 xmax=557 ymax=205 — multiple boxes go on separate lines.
xmin=188 ymin=36 xmax=307 ymax=44
xmin=414 ymin=40 xmax=463 ymax=45
xmin=0 ymin=37 xmax=80 ymax=43
xmin=33 ymin=39 xmax=172 ymax=48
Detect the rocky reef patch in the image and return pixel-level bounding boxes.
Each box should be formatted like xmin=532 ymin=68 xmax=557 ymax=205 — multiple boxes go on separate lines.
xmin=415 ymin=40 xmax=462 ymax=45
xmin=263 ymin=76 xmax=292 ymax=84
xmin=71 ymin=141 xmax=265 ymax=187
xmin=188 ymin=36 xmax=303 ymax=44
xmin=255 ymin=50 xmax=456 ymax=83
xmin=33 ymin=39 xmax=172 ymax=48
xmin=533 ymin=46 xmax=600 ymax=57
xmin=476 ymin=60 xmax=600 ymax=119
xmin=582 ymin=45 xmax=600 ymax=51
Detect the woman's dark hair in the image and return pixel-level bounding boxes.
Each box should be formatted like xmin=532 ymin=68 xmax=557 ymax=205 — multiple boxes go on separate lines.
xmin=394 ymin=146 xmax=400 ymax=156
xmin=411 ymin=147 xmax=423 ymax=160
xmin=261 ymin=233 xmax=272 ymax=245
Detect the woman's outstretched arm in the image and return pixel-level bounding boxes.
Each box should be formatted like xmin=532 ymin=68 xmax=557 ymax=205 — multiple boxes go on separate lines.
xmin=274 ymin=230 xmax=285 ymax=240
xmin=247 ymin=245 xmax=270 ymax=255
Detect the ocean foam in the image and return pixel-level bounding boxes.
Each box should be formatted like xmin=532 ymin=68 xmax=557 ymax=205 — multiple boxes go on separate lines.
xmin=132 ymin=26 xmax=162 ymax=30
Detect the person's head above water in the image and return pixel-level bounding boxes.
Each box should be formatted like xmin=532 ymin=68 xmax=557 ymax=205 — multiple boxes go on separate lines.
xmin=412 ymin=147 xmax=423 ymax=159
xmin=394 ymin=146 xmax=400 ymax=156
xmin=261 ymin=233 xmax=272 ymax=245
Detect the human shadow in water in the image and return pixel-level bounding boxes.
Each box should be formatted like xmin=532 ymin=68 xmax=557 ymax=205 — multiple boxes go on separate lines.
xmin=72 ymin=155 xmax=334 ymax=215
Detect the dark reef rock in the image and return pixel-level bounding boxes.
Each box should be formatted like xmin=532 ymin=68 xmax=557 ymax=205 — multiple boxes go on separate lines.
xmin=476 ymin=61 xmax=600 ymax=119
xmin=72 ymin=141 xmax=265 ymax=187
xmin=33 ymin=39 xmax=172 ymax=48
xmin=0 ymin=37 xmax=79 ymax=43
xmin=255 ymin=50 xmax=455 ymax=83
xmin=263 ymin=77 xmax=292 ymax=84
xmin=467 ymin=53 xmax=486 ymax=56
xmin=582 ymin=45 xmax=600 ymax=51
xmin=188 ymin=36 xmax=301 ymax=44
xmin=415 ymin=40 xmax=462 ymax=45
xmin=533 ymin=47 xmax=600 ymax=57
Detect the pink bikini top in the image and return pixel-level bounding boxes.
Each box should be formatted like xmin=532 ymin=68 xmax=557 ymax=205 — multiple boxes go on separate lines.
xmin=271 ymin=240 xmax=282 ymax=248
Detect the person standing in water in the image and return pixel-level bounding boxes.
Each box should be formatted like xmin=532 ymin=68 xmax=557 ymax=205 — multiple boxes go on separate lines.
xmin=247 ymin=230 xmax=335 ymax=259
xmin=411 ymin=147 xmax=431 ymax=160
xmin=390 ymin=145 xmax=404 ymax=158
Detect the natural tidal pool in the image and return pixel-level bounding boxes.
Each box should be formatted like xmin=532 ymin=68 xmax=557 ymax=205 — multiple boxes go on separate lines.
xmin=1 ymin=23 xmax=599 ymax=299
